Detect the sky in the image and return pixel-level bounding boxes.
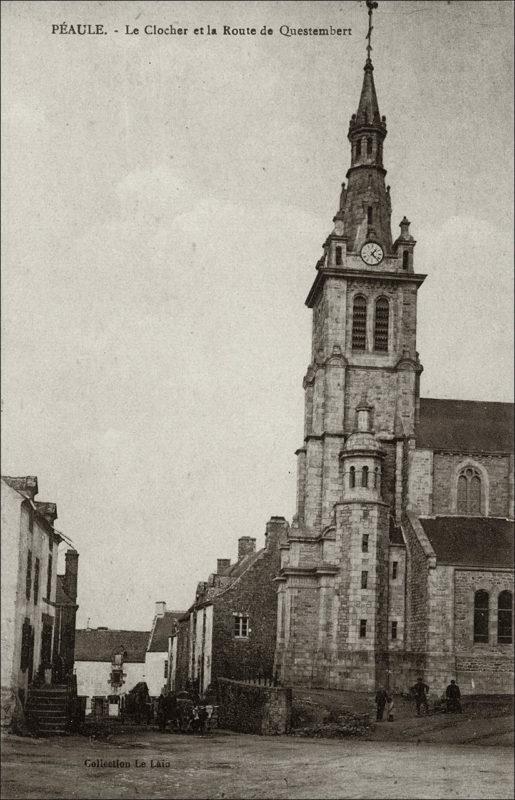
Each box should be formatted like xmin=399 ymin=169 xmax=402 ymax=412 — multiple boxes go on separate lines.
xmin=2 ymin=0 xmax=513 ymax=630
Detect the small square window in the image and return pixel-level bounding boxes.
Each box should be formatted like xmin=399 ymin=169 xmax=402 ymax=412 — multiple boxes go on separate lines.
xmin=359 ymin=619 xmax=367 ymax=638
xmin=361 ymin=571 xmax=368 ymax=590
xmin=234 ymin=614 xmax=249 ymax=638
xmin=391 ymin=621 xmax=398 ymax=640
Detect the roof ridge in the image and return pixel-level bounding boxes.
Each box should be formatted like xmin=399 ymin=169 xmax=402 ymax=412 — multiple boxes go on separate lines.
xmin=421 ymin=397 xmax=513 ymax=406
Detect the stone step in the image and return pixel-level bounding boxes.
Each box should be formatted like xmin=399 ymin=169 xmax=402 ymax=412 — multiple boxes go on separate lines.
xmin=32 ymin=708 xmax=68 ymax=720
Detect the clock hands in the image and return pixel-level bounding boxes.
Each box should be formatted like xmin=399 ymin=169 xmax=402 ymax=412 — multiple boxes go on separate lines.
xmin=361 ymin=242 xmax=383 ymax=265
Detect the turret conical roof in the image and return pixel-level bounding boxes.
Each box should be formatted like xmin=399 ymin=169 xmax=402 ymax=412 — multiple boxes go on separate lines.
xmin=356 ymin=59 xmax=381 ymax=127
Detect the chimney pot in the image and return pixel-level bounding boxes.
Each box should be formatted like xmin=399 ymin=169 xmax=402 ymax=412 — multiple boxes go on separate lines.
xmin=238 ymin=537 xmax=256 ymax=561
xmin=64 ymin=549 xmax=79 ymax=602
xmin=217 ymin=558 xmax=231 ymax=574
xmin=155 ymin=601 xmax=166 ymax=617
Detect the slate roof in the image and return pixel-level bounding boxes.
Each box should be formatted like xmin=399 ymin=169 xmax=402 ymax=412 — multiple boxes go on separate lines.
xmin=75 ymin=629 xmax=150 ymax=663
xmin=417 ymin=398 xmax=513 ymax=453
xmin=419 ymin=516 xmax=514 ymax=569
xmin=147 ymin=611 xmax=184 ymax=652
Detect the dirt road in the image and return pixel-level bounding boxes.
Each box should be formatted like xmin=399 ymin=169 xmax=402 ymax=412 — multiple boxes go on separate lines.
xmin=1 ymin=729 xmax=513 ymax=799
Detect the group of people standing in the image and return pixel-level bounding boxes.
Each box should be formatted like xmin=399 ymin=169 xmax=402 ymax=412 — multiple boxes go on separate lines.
xmin=156 ymin=685 xmax=214 ymax=734
xmin=375 ymin=677 xmax=462 ymax=721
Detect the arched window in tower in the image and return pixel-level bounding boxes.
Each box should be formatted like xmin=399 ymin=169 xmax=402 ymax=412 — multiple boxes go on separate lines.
xmin=362 ymin=466 xmax=369 ymax=487
xmin=335 ymin=246 xmax=342 ymax=266
xmin=402 ymin=251 xmax=409 ymax=270
xmin=497 ymin=591 xmax=513 ymax=644
xmin=367 ymin=206 xmax=373 ymax=225
xmin=456 ymin=467 xmax=482 ymax=515
xmin=374 ymin=467 xmax=380 ymax=489
xmin=374 ymin=297 xmax=389 ymax=352
xmin=473 ymin=590 xmax=489 ymax=643
xmin=351 ymin=295 xmax=367 ymax=350
xmin=349 ymin=467 xmax=356 ymax=489
xmin=356 ymin=139 xmax=362 ymax=158
xmin=378 ymin=141 xmax=383 ymax=161
xmin=366 ymin=137 xmax=373 ymax=156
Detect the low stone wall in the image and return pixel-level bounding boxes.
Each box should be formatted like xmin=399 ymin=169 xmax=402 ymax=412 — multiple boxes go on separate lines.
xmin=217 ymin=678 xmax=292 ymax=735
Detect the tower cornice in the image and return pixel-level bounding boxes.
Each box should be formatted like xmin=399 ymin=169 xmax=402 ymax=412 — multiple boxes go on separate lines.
xmin=305 ymin=268 xmax=427 ymax=308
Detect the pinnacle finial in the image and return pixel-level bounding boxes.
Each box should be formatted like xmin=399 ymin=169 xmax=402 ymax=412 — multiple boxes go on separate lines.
xmin=366 ymin=0 xmax=379 ymax=62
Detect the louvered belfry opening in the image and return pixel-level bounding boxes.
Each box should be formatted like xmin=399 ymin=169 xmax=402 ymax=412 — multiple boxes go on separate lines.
xmin=352 ymin=295 xmax=367 ymax=350
xmin=374 ymin=297 xmax=389 ymax=351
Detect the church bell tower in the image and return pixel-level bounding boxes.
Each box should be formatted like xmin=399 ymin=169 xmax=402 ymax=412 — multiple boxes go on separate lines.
xmin=275 ymin=1 xmax=426 ymax=691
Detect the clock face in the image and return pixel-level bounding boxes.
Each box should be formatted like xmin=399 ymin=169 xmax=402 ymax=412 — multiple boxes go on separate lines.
xmin=361 ymin=241 xmax=384 ymax=266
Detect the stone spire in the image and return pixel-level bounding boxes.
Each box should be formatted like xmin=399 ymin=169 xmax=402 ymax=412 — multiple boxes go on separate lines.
xmin=354 ymin=58 xmax=382 ymax=128
xmin=336 ymin=2 xmax=392 ymax=256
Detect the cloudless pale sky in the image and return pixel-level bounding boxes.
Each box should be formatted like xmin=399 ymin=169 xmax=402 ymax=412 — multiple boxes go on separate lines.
xmin=2 ymin=1 xmax=513 ymax=629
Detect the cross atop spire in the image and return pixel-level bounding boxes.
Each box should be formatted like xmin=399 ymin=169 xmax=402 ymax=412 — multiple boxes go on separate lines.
xmin=365 ymin=0 xmax=379 ymax=63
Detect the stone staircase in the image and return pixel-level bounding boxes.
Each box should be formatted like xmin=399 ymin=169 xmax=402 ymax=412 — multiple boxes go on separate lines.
xmin=26 ymin=684 xmax=71 ymax=735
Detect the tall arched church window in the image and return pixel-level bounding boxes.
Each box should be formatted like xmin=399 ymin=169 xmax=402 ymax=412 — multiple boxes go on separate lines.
xmin=356 ymin=139 xmax=362 ymax=158
xmin=374 ymin=297 xmax=389 ymax=352
xmin=349 ymin=467 xmax=356 ymax=489
xmin=362 ymin=466 xmax=369 ymax=487
xmin=366 ymin=137 xmax=373 ymax=156
xmin=457 ymin=467 xmax=482 ymax=514
xmin=473 ymin=590 xmax=489 ymax=643
xmin=352 ymin=295 xmax=367 ymax=350
xmin=498 ymin=591 xmax=513 ymax=644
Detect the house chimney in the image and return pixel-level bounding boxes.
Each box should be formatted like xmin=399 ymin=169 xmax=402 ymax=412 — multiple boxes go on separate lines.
xmin=217 ymin=558 xmax=231 ymax=574
xmin=155 ymin=601 xmax=166 ymax=617
xmin=64 ymin=549 xmax=79 ymax=602
xmin=265 ymin=516 xmax=289 ymax=550
xmin=238 ymin=537 xmax=256 ymax=561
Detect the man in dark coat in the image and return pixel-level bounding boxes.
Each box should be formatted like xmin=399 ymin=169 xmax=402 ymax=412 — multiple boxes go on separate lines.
xmin=445 ymin=680 xmax=462 ymax=713
xmin=157 ymin=688 xmax=169 ymax=732
xmin=375 ymin=688 xmax=388 ymax=721
xmin=411 ymin=677 xmax=430 ymax=716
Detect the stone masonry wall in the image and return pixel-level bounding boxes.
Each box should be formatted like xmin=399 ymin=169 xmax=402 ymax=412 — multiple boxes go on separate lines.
xmin=408 ymin=447 xmax=433 ymax=515
xmin=388 ymin=544 xmax=406 ymax=651
xmin=454 ymin=568 xmax=514 ymax=694
xmin=211 ymin=533 xmax=281 ymax=683
xmin=402 ymin=514 xmax=430 ymax=653
xmin=217 ymin=678 xmax=292 ymax=735
xmin=432 ymin=453 xmax=511 ymax=517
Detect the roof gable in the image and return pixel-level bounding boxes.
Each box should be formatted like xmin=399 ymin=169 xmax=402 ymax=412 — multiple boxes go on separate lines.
xmin=147 ymin=612 xmax=183 ymax=652
xmin=417 ymin=398 xmax=513 ymax=453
